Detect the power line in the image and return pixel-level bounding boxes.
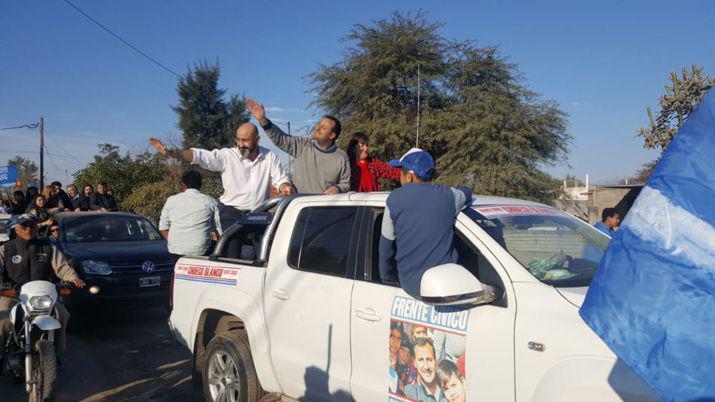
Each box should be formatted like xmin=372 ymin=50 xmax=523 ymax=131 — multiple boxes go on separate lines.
xmin=0 ymin=150 xmax=86 ymax=165
xmin=62 ymin=0 xmax=182 ymax=79
xmin=0 ymin=123 xmax=38 ymax=131
xmin=44 ymin=144 xmax=63 ymax=174
xmin=45 ymin=132 xmax=89 ymax=163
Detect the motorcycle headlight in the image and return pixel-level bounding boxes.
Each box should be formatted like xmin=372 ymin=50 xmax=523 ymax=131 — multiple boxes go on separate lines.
xmin=29 ymin=295 xmax=54 ymax=312
xmin=80 ymin=260 xmax=112 ymax=275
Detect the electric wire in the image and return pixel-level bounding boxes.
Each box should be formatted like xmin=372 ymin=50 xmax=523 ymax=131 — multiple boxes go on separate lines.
xmin=45 ymin=132 xmax=89 ymax=163
xmin=62 ymin=0 xmax=182 ymax=78
xmin=0 ymin=123 xmax=38 ymax=131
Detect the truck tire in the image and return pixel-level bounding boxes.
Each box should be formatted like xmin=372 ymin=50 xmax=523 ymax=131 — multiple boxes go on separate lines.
xmin=202 ymin=331 xmax=264 ymax=402
xmin=29 ymin=340 xmax=57 ymax=402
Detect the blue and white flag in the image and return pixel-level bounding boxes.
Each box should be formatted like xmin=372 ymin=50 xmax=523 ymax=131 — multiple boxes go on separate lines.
xmin=580 ymin=90 xmax=715 ymax=401
xmin=0 ymin=165 xmax=19 ymax=187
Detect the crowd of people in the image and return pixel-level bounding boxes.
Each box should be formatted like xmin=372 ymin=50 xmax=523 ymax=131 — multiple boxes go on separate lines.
xmin=1 ymin=181 xmax=120 ymax=239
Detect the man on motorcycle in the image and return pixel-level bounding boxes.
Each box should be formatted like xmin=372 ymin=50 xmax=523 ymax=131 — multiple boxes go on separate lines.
xmin=0 ymin=214 xmax=85 ymax=354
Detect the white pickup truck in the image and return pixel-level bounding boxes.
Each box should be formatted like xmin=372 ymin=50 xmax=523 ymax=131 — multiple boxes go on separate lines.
xmin=168 ymin=193 xmax=658 ymax=402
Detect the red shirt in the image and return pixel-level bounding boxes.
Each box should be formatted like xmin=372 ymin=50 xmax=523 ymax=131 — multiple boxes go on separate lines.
xmin=350 ymin=157 xmax=402 ymax=192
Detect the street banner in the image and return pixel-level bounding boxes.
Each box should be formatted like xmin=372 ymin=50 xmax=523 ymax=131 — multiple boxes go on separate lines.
xmin=0 ymin=165 xmax=19 ymax=187
xmin=580 ymin=89 xmax=715 ymax=401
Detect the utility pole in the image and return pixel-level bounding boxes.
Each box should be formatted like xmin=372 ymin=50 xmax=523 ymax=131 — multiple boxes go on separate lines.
xmin=39 ymin=117 xmax=45 ymax=189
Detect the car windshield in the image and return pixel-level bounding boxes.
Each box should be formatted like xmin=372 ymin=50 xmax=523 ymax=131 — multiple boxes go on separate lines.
xmin=465 ymin=205 xmax=609 ymax=287
xmin=63 ymin=216 xmax=163 ymax=243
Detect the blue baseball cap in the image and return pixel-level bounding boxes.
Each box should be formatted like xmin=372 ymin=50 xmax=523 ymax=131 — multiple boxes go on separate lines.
xmin=388 ymin=148 xmax=435 ymax=180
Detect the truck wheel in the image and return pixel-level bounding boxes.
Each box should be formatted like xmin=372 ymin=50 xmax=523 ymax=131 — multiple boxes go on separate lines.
xmin=202 ymin=331 xmax=264 ymax=402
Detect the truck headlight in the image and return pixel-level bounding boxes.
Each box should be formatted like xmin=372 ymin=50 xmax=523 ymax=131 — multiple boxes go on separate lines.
xmin=29 ymin=295 xmax=53 ymax=311
xmin=81 ymin=260 xmax=112 ymax=275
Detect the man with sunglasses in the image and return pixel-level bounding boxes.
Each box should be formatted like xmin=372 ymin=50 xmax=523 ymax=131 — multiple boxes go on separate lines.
xmin=49 ymin=221 xmax=60 ymax=243
xmin=0 ymin=214 xmax=85 ymax=356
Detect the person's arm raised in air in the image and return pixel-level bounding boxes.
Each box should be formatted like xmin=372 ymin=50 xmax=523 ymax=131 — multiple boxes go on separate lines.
xmin=149 ymin=138 xmax=226 ymax=172
xmin=246 ymin=98 xmax=307 ymax=158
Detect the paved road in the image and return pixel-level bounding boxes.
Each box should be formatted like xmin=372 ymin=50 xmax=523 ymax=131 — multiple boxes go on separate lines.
xmin=2 ymin=306 xmax=203 ymax=402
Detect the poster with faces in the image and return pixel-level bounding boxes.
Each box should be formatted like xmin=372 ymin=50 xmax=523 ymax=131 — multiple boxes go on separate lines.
xmin=389 ymin=296 xmax=469 ymax=402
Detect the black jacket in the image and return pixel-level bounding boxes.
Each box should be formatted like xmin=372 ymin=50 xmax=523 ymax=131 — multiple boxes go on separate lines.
xmin=47 ymin=190 xmax=75 ymax=211
xmin=1 ymin=238 xmax=54 ymax=286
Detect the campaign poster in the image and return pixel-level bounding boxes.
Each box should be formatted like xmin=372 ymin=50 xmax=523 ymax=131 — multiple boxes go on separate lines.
xmin=388 ymin=296 xmax=468 ymax=402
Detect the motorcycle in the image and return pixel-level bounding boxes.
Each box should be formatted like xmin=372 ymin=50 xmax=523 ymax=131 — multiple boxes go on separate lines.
xmin=1 ymin=280 xmax=72 ymax=402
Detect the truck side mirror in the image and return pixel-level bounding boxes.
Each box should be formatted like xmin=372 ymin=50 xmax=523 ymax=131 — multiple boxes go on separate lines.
xmin=420 ymin=263 xmax=500 ymax=306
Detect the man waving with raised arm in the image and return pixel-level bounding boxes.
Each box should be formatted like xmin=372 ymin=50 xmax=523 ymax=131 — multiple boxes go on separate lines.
xmin=149 ymin=122 xmax=293 ymax=230
xmin=246 ymin=98 xmax=351 ymax=195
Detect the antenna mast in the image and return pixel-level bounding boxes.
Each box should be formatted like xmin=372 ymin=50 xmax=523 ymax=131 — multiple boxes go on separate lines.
xmin=416 ymin=64 xmax=421 ymax=148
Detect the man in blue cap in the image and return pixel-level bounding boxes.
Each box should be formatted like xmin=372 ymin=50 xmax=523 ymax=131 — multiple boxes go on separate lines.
xmin=378 ymin=148 xmax=472 ymax=299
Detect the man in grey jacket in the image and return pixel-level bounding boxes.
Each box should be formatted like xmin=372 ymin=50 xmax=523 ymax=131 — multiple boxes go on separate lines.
xmin=246 ymin=99 xmax=351 ymax=195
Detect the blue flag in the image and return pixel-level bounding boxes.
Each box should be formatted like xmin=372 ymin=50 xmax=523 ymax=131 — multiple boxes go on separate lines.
xmin=580 ymin=89 xmax=715 ymax=401
xmin=0 ymin=165 xmax=19 ymax=186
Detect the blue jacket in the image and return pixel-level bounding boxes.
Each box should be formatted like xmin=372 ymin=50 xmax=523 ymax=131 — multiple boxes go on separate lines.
xmin=594 ymin=221 xmax=613 ymax=237
xmin=379 ymin=183 xmax=472 ymax=298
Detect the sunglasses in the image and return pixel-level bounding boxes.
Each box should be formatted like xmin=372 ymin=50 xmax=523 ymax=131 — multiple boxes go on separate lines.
xmin=50 ymin=228 xmax=59 ymax=232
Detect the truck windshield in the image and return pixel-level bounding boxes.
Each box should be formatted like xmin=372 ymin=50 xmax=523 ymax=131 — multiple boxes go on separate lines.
xmin=465 ymin=205 xmax=609 ymax=287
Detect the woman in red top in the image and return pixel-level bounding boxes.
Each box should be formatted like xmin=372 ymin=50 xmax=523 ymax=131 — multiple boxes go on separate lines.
xmin=346 ymin=132 xmax=401 ymax=192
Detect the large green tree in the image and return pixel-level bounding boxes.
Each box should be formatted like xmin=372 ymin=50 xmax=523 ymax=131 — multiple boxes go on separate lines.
xmin=310 ymin=12 xmax=569 ymax=202
xmin=7 ymin=156 xmax=39 ymax=189
xmin=173 ymin=62 xmax=250 ymax=149
xmin=73 ymin=144 xmax=167 ymax=207
xmin=2 ymin=156 xmax=39 ymax=200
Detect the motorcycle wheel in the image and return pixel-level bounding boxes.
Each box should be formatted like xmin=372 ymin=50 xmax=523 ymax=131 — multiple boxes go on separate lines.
xmin=28 ymin=340 xmax=57 ymax=402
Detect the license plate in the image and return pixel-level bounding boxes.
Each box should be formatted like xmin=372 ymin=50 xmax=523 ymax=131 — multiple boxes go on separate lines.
xmin=139 ymin=276 xmax=161 ymax=288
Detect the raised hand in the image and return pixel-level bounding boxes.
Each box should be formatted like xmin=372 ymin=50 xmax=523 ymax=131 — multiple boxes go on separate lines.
xmin=246 ymin=98 xmax=267 ymax=124
xmin=149 ymin=137 xmax=167 ymax=155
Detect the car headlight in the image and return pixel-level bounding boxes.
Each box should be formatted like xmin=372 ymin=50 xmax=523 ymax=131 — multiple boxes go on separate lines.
xmin=29 ymin=295 xmax=54 ymax=311
xmin=80 ymin=260 xmax=112 ymax=275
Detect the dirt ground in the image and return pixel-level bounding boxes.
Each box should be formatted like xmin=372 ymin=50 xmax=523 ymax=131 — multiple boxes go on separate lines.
xmin=1 ymin=306 xmax=203 ymax=402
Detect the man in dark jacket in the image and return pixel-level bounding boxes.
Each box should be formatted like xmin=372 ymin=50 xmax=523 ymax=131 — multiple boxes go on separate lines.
xmin=66 ymin=184 xmax=81 ymax=210
xmin=46 ymin=181 xmax=75 ymax=212
xmin=0 ymin=214 xmax=85 ymax=352
xmin=5 ymin=191 xmax=26 ymax=215
xmin=96 ymin=182 xmax=118 ymax=212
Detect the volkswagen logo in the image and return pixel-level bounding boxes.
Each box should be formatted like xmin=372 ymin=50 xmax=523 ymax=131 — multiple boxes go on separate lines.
xmin=141 ymin=261 xmax=155 ymax=273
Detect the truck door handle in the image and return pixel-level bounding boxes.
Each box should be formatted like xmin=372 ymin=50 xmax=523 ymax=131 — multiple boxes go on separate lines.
xmin=355 ymin=308 xmax=381 ymax=322
xmin=271 ymin=289 xmax=290 ymax=301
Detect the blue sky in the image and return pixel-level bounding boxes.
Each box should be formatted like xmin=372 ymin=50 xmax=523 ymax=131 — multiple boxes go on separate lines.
xmin=2 ymin=0 xmax=713 ymax=186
